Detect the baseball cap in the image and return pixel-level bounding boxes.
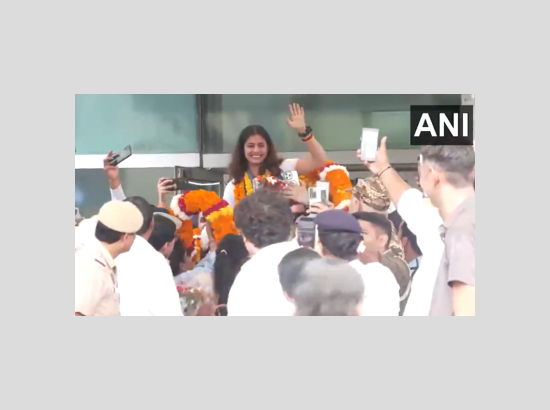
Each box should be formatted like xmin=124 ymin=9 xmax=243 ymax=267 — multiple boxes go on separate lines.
xmin=97 ymin=201 xmax=143 ymax=234
xmin=315 ymin=210 xmax=362 ymax=235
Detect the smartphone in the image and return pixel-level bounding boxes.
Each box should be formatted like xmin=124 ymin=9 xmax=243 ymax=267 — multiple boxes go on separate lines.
xmin=360 ymin=128 xmax=379 ymax=162
xmin=308 ymin=187 xmax=321 ymax=205
xmin=110 ymin=145 xmax=132 ymax=166
xmin=282 ymin=171 xmax=300 ymax=186
xmin=316 ymin=181 xmax=330 ymax=205
xmin=297 ymin=216 xmax=317 ymax=248
xmin=168 ymin=178 xmax=188 ymax=192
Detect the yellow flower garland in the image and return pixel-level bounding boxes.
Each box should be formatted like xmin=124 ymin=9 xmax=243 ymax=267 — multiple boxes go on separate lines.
xmin=234 ymin=171 xmax=270 ymax=206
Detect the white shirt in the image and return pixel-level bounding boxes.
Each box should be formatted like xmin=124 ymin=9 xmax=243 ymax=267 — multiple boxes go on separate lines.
xmin=223 ymin=158 xmax=299 ymax=207
xmin=349 ymin=260 xmax=400 ymax=316
xmin=399 ymin=189 xmax=444 ymax=317
xmin=110 ymin=185 xmax=126 ymax=201
xmin=227 ymin=241 xmax=299 ymax=316
xmin=116 ymin=236 xmax=183 ymax=316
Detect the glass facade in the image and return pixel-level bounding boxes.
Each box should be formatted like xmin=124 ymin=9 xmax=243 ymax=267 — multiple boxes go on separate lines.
xmin=202 ymin=94 xmax=462 ymax=153
xmin=75 ymin=94 xmax=198 ymax=155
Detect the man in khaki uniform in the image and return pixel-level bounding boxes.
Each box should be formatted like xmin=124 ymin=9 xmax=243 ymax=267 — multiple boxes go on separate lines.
xmin=75 ymin=201 xmax=143 ymax=316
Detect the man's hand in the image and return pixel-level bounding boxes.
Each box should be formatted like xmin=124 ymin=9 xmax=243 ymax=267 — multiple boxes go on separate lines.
xmin=356 ymin=136 xmax=391 ymax=175
xmin=286 ymin=103 xmax=307 ymax=134
xmin=103 ymin=152 xmax=120 ymax=181
xmin=157 ymin=178 xmax=175 ymax=206
xmin=283 ymin=181 xmax=309 ymax=205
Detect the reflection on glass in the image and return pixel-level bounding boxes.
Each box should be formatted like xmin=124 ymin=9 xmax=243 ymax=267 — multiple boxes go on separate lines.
xmin=76 ymin=94 xmax=198 ymax=155
xmin=203 ymin=94 xmax=461 ymax=153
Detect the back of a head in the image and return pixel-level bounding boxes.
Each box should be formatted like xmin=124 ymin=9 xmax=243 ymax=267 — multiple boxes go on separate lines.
xmin=278 ymin=248 xmax=322 ymax=298
xmin=124 ymin=196 xmax=154 ymax=235
xmin=388 ymin=211 xmax=403 ymax=232
xmin=214 ymin=234 xmax=249 ymax=309
xmin=294 ymin=258 xmax=365 ymax=316
xmin=401 ymin=222 xmax=422 ymax=256
xmin=420 ymin=146 xmax=475 ymax=188
xmin=316 ymin=210 xmax=363 ymax=261
xmin=149 ymin=214 xmax=176 ymax=251
xmin=234 ymin=189 xmax=293 ymax=249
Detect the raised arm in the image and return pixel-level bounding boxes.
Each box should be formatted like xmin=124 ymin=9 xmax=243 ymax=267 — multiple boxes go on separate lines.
xmin=287 ymin=103 xmax=328 ymax=174
xmin=103 ymin=152 xmax=126 ymax=201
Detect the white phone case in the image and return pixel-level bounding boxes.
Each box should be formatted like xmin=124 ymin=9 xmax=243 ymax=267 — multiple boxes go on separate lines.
xmin=361 ymin=128 xmax=379 ymax=162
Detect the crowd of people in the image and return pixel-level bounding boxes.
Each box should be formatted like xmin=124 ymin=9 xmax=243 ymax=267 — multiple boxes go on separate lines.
xmin=75 ymin=103 xmax=475 ymax=316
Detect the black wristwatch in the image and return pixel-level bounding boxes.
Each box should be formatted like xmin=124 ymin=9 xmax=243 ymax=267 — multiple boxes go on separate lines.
xmin=299 ymin=126 xmax=313 ymax=139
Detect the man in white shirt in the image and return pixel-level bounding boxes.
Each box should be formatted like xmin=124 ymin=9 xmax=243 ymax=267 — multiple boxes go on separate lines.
xmin=358 ymin=137 xmax=444 ymax=316
xmin=116 ymin=196 xmax=183 ymax=316
xmin=314 ymin=210 xmax=400 ymax=316
xmin=227 ymin=190 xmax=298 ymax=316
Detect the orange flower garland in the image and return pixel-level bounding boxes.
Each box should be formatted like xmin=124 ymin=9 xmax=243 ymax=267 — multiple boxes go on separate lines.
xmin=171 ymin=190 xmax=238 ymax=247
xmin=233 ymin=171 xmax=270 ymax=207
xmin=318 ymin=162 xmax=352 ymax=210
xmin=192 ymin=227 xmax=202 ymax=263
xmin=203 ymin=201 xmax=239 ymax=243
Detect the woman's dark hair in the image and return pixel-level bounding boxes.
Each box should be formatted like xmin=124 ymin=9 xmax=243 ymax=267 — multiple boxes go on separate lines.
xmin=228 ymin=125 xmax=284 ymax=183
xmin=168 ymin=238 xmax=192 ymax=277
xmin=278 ymin=248 xmax=321 ymax=298
xmin=95 ymin=221 xmax=124 ymax=244
xmin=214 ymin=234 xmax=249 ymax=316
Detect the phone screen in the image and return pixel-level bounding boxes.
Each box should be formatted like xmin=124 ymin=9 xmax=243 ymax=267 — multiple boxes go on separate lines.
xmin=171 ymin=178 xmax=187 ymax=192
xmin=361 ymin=128 xmax=379 ymax=162
xmin=297 ymin=217 xmax=317 ymax=248
xmin=110 ymin=145 xmax=132 ymax=166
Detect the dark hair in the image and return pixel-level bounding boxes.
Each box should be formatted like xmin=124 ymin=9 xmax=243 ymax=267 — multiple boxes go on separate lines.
xmin=228 ymin=125 xmax=284 ymax=183
xmin=278 ymin=248 xmax=321 ymax=298
xmin=234 ymin=189 xmax=293 ymax=249
xmin=148 ymin=215 xmax=176 ymax=252
xmin=95 ymin=221 xmax=125 ymax=244
xmin=214 ymin=234 xmax=249 ymax=315
xmin=420 ymin=146 xmax=475 ymax=188
xmin=401 ymin=222 xmax=422 ymax=256
xmin=124 ymin=196 xmax=154 ymax=235
xmin=294 ymin=259 xmax=365 ymax=316
xmin=353 ymin=212 xmax=392 ymax=249
xmin=168 ymin=238 xmax=185 ymax=277
xmin=318 ymin=231 xmax=362 ymax=261
xmin=388 ymin=211 xmax=403 ymax=232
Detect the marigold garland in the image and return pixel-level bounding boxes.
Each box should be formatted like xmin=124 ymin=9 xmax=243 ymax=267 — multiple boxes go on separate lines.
xmin=233 ymin=171 xmax=270 ymax=207
xmin=203 ymin=200 xmax=239 ymax=243
xmin=171 ymin=190 xmax=238 ymax=247
xmin=298 ymin=161 xmax=352 ymax=210
xmin=192 ymin=227 xmax=202 ymax=263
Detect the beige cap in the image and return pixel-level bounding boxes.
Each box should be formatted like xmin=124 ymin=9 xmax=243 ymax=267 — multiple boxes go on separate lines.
xmin=97 ymin=201 xmax=144 ymax=234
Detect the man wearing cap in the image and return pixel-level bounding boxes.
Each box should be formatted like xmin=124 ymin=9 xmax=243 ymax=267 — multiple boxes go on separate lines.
xmin=75 ymin=201 xmax=143 ymax=316
xmin=315 ymin=210 xmax=400 ymax=316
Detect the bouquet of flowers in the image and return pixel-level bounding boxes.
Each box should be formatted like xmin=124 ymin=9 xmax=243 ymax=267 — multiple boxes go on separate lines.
xmin=253 ymin=175 xmax=286 ymax=192
xmin=176 ymin=285 xmax=222 ymax=316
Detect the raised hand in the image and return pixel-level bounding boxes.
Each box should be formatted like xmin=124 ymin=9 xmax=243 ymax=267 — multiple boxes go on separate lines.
xmin=103 ymin=151 xmax=120 ymax=181
xmin=283 ymin=181 xmax=309 ymax=205
xmin=157 ymin=178 xmax=176 ymax=206
xmin=286 ymin=103 xmax=307 ymax=134
xmin=356 ymin=136 xmax=391 ymax=175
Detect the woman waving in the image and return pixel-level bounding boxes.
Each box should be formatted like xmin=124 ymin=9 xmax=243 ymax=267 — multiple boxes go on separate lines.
xmin=223 ymin=103 xmax=328 ymax=207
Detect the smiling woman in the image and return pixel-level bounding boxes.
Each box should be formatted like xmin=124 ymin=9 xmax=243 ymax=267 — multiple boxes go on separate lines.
xmin=223 ymin=104 xmax=328 ymax=207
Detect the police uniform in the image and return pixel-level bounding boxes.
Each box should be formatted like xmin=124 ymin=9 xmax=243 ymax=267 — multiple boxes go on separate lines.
xmin=75 ymin=200 xmax=144 ymax=317
xmin=75 ymin=244 xmax=120 ymax=316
